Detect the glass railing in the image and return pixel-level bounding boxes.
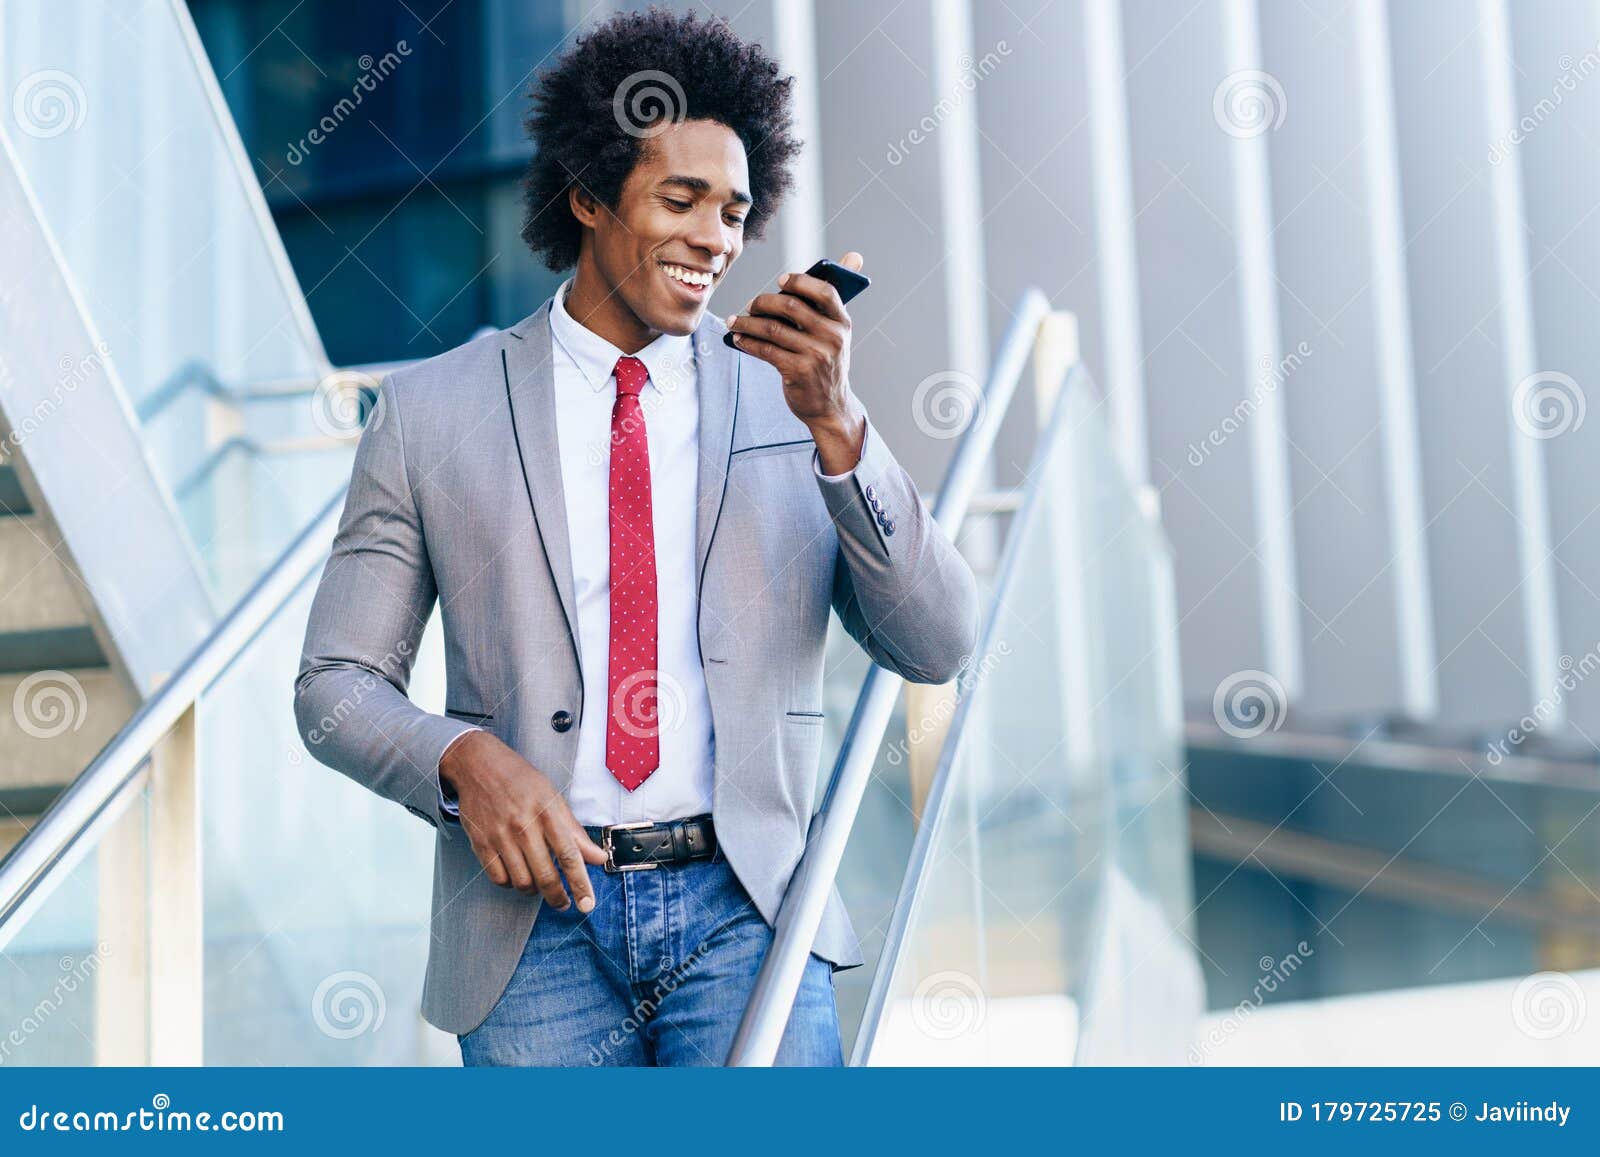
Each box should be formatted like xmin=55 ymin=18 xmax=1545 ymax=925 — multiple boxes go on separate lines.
xmin=0 ymin=291 xmax=1199 ymax=1066
xmin=0 ymin=787 xmax=148 ymax=1066
xmin=852 ymin=377 xmax=1202 ymax=1065
xmin=0 ymin=0 xmax=342 ymax=598
xmin=0 ymin=493 xmax=469 ymax=1065
xmin=198 ymin=568 xmax=449 ymax=1064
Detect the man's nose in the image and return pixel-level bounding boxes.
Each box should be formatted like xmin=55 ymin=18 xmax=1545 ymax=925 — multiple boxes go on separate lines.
xmin=685 ymin=214 xmax=734 ymax=263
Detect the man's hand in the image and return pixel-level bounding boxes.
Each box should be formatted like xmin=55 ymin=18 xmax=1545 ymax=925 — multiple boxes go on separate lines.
xmin=439 ymin=730 xmax=606 ymax=912
xmin=726 ymin=251 xmax=868 ymax=475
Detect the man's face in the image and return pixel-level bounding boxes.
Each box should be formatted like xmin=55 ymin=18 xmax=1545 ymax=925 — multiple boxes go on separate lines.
xmin=581 ymin=118 xmax=750 ymax=337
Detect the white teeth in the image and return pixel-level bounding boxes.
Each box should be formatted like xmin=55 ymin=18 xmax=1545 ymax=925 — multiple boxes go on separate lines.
xmin=662 ymin=263 xmax=712 ymax=287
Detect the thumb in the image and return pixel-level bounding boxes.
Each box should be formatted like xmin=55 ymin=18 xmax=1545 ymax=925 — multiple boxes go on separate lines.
xmin=839 ymin=251 xmax=864 ymax=273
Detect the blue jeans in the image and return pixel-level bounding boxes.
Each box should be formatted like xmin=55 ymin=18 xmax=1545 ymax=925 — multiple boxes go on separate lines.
xmin=457 ymin=849 xmax=843 ymax=1067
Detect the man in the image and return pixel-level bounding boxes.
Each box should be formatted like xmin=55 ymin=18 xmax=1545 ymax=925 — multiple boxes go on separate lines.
xmin=295 ymin=8 xmax=978 ymax=1067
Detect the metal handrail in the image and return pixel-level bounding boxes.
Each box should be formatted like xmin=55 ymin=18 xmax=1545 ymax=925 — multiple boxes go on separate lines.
xmin=0 ymin=488 xmax=347 ymax=949
xmin=135 ymin=358 xmax=406 ymax=424
xmin=848 ymin=369 xmax=1080 ymax=1065
xmin=725 ymin=288 xmax=1054 ymax=1065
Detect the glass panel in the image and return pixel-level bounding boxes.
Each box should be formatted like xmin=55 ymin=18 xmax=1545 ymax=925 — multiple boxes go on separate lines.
xmin=861 ymin=383 xmax=1201 ymax=1065
xmin=0 ymin=787 xmax=151 ymax=1066
xmin=198 ymin=566 xmax=450 ymax=1065
xmin=0 ymin=0 xmax=338 ymax=596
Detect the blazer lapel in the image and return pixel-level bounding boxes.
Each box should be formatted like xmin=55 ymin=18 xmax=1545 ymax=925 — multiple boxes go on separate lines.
xmin=503 ymin=301 xmax=582 ymax=673
xmin=693 ymin=323 xmax=740 ymax=596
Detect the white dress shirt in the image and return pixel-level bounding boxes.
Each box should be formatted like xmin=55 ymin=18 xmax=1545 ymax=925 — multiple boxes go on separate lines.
xmin=441 ymin=280 xmax=860 ymax=828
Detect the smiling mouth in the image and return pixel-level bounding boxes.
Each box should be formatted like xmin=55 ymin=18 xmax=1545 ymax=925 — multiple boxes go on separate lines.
xmin=659 ymin=261 xmax=715 ymax=295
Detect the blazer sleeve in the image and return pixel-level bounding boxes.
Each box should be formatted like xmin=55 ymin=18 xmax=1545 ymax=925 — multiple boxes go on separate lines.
xmin=293 ymin=377 xmax=475 ymax=836
xmin=815 ymin=418 xmax=981 ymax=684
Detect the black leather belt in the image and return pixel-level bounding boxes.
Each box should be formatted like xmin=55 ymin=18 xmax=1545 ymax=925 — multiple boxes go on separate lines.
xmin=588 ymin=814 xmax=717 ymax=873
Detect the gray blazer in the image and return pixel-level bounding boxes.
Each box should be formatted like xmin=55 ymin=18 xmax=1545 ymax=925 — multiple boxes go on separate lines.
xmin=294 ymin=300 xmax=980 ymax=1035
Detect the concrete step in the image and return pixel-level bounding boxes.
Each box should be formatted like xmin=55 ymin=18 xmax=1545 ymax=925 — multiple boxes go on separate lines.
xmin=0 ymin=667 xmax=134 ymax=791
xmin=0 ymin=815 xmax=29 ymax=861
xmin=0 ymin=625 xmax=104 ymax=674
xmin=0 ymin=515 xmax=93 ymax=634
xmin=0 ymin=464 xmax=29 ymax=517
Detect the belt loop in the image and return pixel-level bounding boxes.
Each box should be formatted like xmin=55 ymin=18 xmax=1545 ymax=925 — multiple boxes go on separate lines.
xmin=671 ymin=819 xmax=688 ymax=862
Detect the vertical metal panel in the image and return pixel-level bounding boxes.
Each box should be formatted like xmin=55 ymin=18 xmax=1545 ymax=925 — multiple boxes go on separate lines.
xmin=1254 ymin=0 xmax=1437 ymax=721
xmin=1388 ymin=0 xmax=1558 ymax=731
xmin=1121 ymin=0 xmax=1301 ymax=705
xmin=1505 ymin=0 xmax=1600 ymax=742
xmin=971 ymin=0 xmax=1131 ymax=485
xmin=811 ymin=0 xmax=983 ymax=488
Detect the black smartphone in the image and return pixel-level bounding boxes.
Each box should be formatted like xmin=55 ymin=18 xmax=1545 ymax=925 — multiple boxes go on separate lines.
xmin=723 ymin=259 xmax=870 ymax=348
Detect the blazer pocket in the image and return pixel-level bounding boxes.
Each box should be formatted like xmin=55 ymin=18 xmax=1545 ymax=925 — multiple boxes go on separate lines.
xmin=731 ymin=439 xmax=814 ymax=462
xmin=444 ymin=706 xmax=494 ymax=722
xmin=785 ymin=710 xmax=825 ymax=725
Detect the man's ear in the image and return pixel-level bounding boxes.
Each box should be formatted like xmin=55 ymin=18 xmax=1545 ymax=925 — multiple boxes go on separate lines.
xmin=568 ymin=183 xmax=600 ymax=230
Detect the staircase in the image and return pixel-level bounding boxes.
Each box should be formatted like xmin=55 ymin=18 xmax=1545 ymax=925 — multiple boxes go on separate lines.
xmin=0 ymin=446 xmax=134 ymax=858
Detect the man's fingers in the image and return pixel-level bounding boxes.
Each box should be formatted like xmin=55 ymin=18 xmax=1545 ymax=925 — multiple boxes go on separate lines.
xmin=477 ymin=841 xmax=511 ymax=888
xmin=774 ymin=272 xmax=846 ymax=323
xmin=550 ymin=831 xmax=596 ymax=914
xmin=518 ymin=828 xmax=572 ymax=910
xmin=488 ymin=837 xmax=533 ymax=893
xmin=839 ymin=250 xmax=864 ymax=273
xmin=747 ymin=291 xmax=813 ymax=331
xmin=570 ymin=815 xmax=608 ymax=866
xmin=727 ymin=309 xmax=813 ymax=354
xmin=726 ymin=331 xmax=799 ymax=371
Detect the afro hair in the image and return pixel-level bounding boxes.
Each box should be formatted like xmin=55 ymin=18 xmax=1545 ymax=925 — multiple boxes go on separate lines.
xmin=520 ymin=7 xmax=802 ymax=272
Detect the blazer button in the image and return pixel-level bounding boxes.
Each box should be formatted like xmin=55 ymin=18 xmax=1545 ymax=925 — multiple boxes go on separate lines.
xmin=864 ymin=483 xmax=876 ymax=501
xmin=551 ymin=710 xmax=574 ymax=733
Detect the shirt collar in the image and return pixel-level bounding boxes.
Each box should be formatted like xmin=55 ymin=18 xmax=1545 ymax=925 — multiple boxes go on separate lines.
xmin=549 ymin=278 xmax=694 ymax=397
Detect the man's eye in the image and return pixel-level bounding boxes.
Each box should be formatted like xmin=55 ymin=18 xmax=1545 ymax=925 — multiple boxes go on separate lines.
xmin=725 ymin=216 xmax=746 ymax=228
xmin=664 ymin=198 xmax=692 ymax=211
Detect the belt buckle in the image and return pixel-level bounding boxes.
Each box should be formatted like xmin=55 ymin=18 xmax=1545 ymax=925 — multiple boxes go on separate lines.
xmin=602 ymin=820 xmax=660 ymax=874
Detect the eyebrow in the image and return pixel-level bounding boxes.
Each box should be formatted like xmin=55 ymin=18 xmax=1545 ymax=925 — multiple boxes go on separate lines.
xmin=660 ymin=174 xmax=752 ymax=207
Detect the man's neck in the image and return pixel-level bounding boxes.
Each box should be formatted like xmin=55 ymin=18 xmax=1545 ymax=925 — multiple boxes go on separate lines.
xmin=563 ymin=264 xmax=657 ymax=355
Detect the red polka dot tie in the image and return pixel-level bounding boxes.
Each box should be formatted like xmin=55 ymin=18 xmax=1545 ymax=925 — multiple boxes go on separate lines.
xmin=606 ymin=356 xmax=660 ymax=790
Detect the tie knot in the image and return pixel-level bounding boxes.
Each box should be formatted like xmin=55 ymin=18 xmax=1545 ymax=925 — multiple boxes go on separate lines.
xmin=614 ymin=356 xmax=649 ymax=398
